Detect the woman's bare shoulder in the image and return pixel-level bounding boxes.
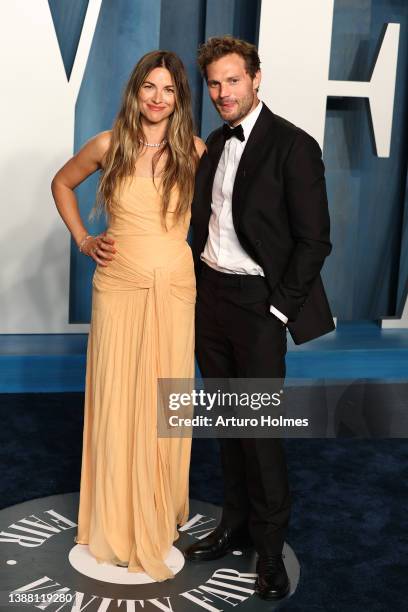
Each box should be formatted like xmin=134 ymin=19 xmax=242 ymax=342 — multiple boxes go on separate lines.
xmin=51 ymin=130 xmax=113 ymax=188
xmin=88 ymin=130 xmax=112 ymax=165
xmin=194 ymin=135 xmax=207 ymax=158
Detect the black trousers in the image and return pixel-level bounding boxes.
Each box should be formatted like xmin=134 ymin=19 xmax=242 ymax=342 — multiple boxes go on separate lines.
xmin=195 ymin=263 xmax=291 ymax=556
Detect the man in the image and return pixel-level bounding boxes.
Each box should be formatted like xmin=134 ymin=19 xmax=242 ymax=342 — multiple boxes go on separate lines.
xmin=184 ymin=36 xmax=334 ymax=601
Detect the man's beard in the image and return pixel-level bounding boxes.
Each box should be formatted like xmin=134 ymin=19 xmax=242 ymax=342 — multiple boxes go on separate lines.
xmin=214 ymin=91 xmax=255 ymax=125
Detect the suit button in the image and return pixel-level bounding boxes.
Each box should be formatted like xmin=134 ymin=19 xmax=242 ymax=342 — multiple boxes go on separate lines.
xmin=255 ymin=239 xmax=262 ymax=247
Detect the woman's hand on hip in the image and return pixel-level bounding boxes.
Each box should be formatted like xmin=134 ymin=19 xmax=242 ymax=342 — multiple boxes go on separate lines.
xmin=82 ymin=232 xmax=116 ymax=266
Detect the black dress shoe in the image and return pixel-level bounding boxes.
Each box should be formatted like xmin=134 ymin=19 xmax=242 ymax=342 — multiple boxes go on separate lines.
xmin=183 ymin=524 xmax=250 ymax=561
xmin=255 ymin=554 xmax=290 ymax=600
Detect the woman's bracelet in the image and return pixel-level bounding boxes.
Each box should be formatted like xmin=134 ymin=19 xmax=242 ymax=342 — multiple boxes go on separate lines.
xmin=78 ymin=234 xmax=94 ymax=253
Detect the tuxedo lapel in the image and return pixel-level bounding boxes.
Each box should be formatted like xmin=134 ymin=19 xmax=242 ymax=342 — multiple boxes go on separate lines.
xmin=195 ymin=129 xmax=224 ymax=214
xmin=232 ymin=105 xmax=276 ymax=227
xmin=207 ymin=129 xmax=225 ymax=188
xmin=196 ymin=105 xmax=275 ymax=236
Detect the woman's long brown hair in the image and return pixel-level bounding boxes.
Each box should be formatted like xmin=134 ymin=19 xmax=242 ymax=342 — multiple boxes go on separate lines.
xmin=94 ymin=51 xmax=198 ymax=226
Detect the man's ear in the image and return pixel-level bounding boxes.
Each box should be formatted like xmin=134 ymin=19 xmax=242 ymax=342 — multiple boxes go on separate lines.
xmin=253 ymin=69 xmax=261 ymax=92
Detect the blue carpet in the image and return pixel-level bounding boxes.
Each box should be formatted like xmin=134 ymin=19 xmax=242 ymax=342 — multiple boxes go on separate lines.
xmin=0 ymin=393 xmax=406 ymax=610
xmin=1 ymin=323 xmax=408 ymax=392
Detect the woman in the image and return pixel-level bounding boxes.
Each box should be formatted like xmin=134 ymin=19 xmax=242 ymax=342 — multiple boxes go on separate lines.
xmin=51 ymin=51 xmax=205 ymax=581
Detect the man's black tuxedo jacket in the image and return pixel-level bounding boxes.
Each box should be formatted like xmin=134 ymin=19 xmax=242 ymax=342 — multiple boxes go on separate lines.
xmin=191 ymin=104 xmax=335 ymax=345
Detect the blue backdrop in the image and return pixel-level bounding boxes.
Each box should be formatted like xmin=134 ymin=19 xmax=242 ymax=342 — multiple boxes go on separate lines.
xmin=47 ymin=0 xmax=408 ymax=323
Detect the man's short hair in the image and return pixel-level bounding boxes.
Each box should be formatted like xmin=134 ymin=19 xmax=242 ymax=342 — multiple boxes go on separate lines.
xmin=197 ymin=35 xmax=261 ymax=80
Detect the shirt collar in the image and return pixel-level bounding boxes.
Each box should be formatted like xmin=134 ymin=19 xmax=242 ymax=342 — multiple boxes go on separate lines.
xmin=230 ymin=100 xmax=263 ymax=142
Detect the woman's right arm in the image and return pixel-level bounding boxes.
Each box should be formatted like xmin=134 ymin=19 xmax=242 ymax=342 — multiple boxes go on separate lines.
xmin=51 ymin=130 xmax=115 ymax=266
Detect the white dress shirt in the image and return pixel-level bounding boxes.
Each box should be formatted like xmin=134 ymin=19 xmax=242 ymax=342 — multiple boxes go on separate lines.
xmin=201 ymin=101 xmax=288 ymax=324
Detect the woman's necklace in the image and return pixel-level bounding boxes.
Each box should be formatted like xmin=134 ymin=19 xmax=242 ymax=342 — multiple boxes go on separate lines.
xmin=138 ymin=138 xmax=167 ymax=148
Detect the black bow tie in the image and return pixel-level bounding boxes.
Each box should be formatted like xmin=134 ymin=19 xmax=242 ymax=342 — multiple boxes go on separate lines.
xmin=222 ymin=123 xmax=245 ymax=142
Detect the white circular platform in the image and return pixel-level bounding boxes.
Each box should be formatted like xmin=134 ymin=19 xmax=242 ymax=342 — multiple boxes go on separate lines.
xmin=69 ymin=543 xmax=185 ymax=584
xmin=0 ymin=493 xmax=300 ymax=610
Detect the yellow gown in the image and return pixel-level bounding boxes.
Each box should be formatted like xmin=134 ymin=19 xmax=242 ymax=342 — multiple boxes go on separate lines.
xmin=75 ymin=175 xmax=195 ymax=581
